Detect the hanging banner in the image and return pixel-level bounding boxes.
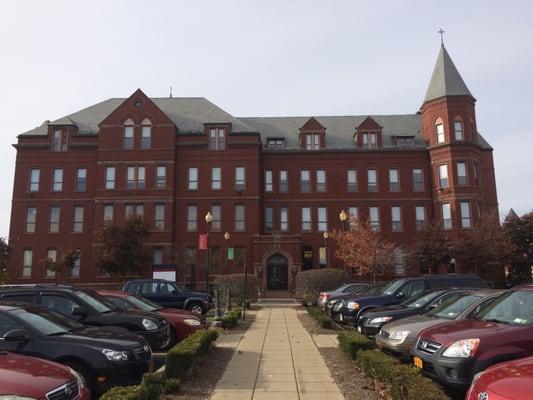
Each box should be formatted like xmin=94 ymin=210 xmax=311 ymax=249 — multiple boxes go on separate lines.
xmin=198 ymin=234 xmax=208 ymax=250
xmin=227 ymin=247 xmax=234 ymax=260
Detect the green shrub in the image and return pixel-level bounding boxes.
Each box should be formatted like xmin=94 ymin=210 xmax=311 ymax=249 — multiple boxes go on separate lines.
xmin=137 ymin=372 xmax=163 ymax=400
xmin=163 ymin=378 xmax=181 ymax=394
xmin=221 ymin=308 xmax=241 ymax=329
xmin=295 ymin=269 xmax=351 ymax=304
xmin=307 ymin=306 xmax=332 ymax=329
xmin=165 ymin=328 xmax=219 ymax=379
xmin=98 ymin=386 xmax=140 ymax=400
xmin=337 ymin=330 xmax=374 ymax=359
xmin=214 ymin=274 xmax=260 ymax=305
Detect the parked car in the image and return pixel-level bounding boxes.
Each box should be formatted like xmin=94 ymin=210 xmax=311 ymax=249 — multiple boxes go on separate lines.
xmin=318 ymin=282 xmax=370 ymax=309
xmin=375 ymin=289 xmax=502 ymax=360
xmin=337 ymin=275 xmax=487 ymax=325
xmin=0 ymin=351 xmax=91 ymax=400
xmin=0 ymin=302 xmax=153 ymax=397
xmin=99 ymin=290 xmax=208 ymax=349
xmin=411 ymin=286 xmax=533 ymax=391
xmin=0 ymin=284 xmax=170 ymax=351
xmin=123 ymin=279 xmax=212 ymax=314
xmin=327 ymin=283 xmax=387 ymax=318
xmin=357 ymin=288 xmax=465 ymax=337
xmin=466 ymin=355 xmax=533 ymax=400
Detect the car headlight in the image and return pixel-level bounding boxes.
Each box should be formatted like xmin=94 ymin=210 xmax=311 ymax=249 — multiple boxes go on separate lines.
xmin=389 ymin=330 xmax=410 ymax=343
xmin=102 ymin=348 xmax=129 ymax=361
xmin=0 ymin=397 xmax=37 ymax=400
xmin=67 ymin=366 xmax=86 ymax=388
xmin=442 ymin=338 xmax=480 ymax=358
xmin=183 ymin=318 xmax=202 ymax=326
xmin=370 ymin=316 xmax=393 ymax=324
xmin=142 ymin=318 xmax=158 ymax=331
xmin=347 ymin=302 xmax=360 ymax=310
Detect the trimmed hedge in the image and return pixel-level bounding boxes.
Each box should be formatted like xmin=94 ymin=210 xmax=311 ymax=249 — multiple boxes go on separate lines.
xmin=355 ymin=350 xmax=449 ymax=400
xmin=307 ymin=306 xmax=332 ymax=329
xmin=295 ymin=269 xmax=350 ymax=304
xmin=222 ymin=308 xmax=242 ymax=329
xmin=165 ymin=328 xmax=219 ymax=378
xmin=214 ymin=274 xmax=259 ymax=305
xmin=99 ymin=386 xmax=139 ymax=400
xmin=337 ymin=330 xmax=374 ymax=359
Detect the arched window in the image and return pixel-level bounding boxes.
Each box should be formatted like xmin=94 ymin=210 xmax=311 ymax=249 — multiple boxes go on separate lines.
xmin=435 ymin=117 xmax=445 ymax=144
xmin=453 ymin=118 xmax=464 ymax=141
xmin=123 ymin=118 xmax=134 ymax=149
xmin=141 ymin=118 xmax=151 ymax=149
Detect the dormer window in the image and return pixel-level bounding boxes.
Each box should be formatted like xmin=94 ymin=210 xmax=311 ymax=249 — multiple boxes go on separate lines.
xmin=435 ymin=118 xmax=445 ymax=144
xmin=141 ymin=118 xmax=151 ymax=149
xmin=306 ymin=133 xmax=320 ymax=150
xmin=123 ymin=118 xmax=134 ymax=149
xmin=395 ymin=136 xmax=415 ymax=148
xmin=52 ymin=129 xmax=68 ymax=152
xmin=362 ymin=133 xmax=377 ymax=149
xmin=266 ymin=137 xmax=285 ymax=150
xmin=454 ymin=119 xmax=464 ymax=141
xmin=209 ymin=128 xmax=225 ymax=151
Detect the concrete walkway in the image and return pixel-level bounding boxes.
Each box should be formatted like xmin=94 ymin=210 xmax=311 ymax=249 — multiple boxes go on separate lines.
xmin=210 ymin=308 xmax=344 ymax=400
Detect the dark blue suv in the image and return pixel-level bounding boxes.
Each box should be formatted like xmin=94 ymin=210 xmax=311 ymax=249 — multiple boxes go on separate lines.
xmin=338 ymin=275 xmax=487 ymax=325
xmin=123 ymin=279 xmax=212 ymax=314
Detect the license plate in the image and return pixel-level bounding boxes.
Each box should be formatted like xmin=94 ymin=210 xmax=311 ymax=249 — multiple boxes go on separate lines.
xmin=413 ymin=357 xmax=423 ymax=369
xmin=357 ymin=326 xmax=362 ymax=333
xmin=339 ymin=314 xmax=344 ymax=322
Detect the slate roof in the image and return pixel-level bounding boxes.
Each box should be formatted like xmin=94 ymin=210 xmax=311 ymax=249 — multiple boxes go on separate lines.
xmin=424 ymin=45 xmax=473 ymax=103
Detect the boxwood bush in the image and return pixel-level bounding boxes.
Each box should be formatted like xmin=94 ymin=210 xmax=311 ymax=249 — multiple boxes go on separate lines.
xmin=307 ymin=306 xmax=332 ymax=329
xmin=98 ymin=385 xmax=139 ymax=400
xmin=222 ymin=308 xmax=242 ymax=329
xmin=295 ymin=269 xmax=350 ymax=304
xmin=214 ymin=274 xmax=259 ymax=305
xmin=337 ymin=330 xmax=374 ymax=359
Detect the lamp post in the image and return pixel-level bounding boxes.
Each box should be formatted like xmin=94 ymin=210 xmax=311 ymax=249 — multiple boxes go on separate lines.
xmin=339 ymin=209 xmax=348 ymax=232
xmin=323 ymin=231 xmax=329 ymax=268
xmin=224 ymin=231 xmax=230 ymax=274
xmin=205 ymin=211 xmax=213 ymax=294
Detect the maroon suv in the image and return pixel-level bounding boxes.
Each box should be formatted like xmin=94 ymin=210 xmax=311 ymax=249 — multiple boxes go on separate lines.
xmin=411 ymin=287 xmax=533 ymax=391
xmin=0 ymin=351 xmax=91 ymax=399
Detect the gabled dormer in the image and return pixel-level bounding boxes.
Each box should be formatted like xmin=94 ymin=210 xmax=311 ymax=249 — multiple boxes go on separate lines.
xmin=298 ymin=117 xmax=326 ymax=150
xmin=354 ymin=116 xmax=382 ymax=148
xmin=48 ymin=117 xmax=77 ymax=152
xmin=204 ymin=123 xmax=231 ymax=151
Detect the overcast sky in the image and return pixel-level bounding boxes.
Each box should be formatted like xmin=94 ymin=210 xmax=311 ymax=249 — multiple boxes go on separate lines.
xmin=0 ymin=0 xmax=532 ymax=238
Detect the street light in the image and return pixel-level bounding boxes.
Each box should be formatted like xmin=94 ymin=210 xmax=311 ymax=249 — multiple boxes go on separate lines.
xmin=323 ymin=231 xmax=329 ymax=268
xmin=205 ymin=211 xmax=213 ymax=293
xmin=224 ymin=231 xmax=230 ymax=274
xmin=339 ymin=209 xmax=348 ymax=232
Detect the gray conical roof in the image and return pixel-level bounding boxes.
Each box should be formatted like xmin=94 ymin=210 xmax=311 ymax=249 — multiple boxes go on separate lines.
xmin=424 ymin=45 xmax=473 ymax=103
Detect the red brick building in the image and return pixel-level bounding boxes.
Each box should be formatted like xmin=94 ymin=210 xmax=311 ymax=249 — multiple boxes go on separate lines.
xmin=7 ymin=45 xmax=500 ymax=293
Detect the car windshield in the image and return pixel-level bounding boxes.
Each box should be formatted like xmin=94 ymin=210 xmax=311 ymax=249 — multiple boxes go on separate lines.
xmin=428 ymin=294 xmax=480 ymax=319
xmin=402 ymin=291 xmax=440 ymax=309
xmin=359 ymin=284 xmax=385 ymax=295
xmin=127 ymin=295 xmax=161 ymax=312
xmin=475 ymin=291 xmax=533 ymax=326
xmin=13 ymin=308 xmax=83 ymax=336
xmin=382 ymin=280 xmax=405 ymax=295
xmin=75 ymin=290 xmax=117 ymax=313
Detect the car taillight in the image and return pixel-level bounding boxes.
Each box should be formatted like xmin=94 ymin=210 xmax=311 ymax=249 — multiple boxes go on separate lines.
xmin=321 ymin=293 xmax=330 ymax=299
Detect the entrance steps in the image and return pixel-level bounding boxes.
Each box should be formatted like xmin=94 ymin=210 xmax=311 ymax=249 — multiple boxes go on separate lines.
xmin=254 ymin=297 xmax=301 ymax=307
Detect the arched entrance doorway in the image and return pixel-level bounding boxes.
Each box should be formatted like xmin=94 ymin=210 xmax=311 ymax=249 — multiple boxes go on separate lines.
xmin=266 ymin=253 xmax=289 ymax=290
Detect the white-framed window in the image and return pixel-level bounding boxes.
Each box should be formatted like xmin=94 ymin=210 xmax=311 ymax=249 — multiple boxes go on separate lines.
xmin=394 ymin=247 xmax=406 ymax=276
xmin=46 ymin=248 xmax=57 ymax=278
xmin=389 ymin=169 xmax=399 ymax=192
xmin=235 ymin=167 xmax=245 ymax=191
xmin=209 ymin=128 xmax=225 ymax=151
xmin=349 ymin=206 xmax=358 ymax=229
xmin=106 ymin=166 xmax=115 ymax=189
xmin=368 ymin=169 xmax=378 ymax=192
xmin=73 ymin=206 xmax=84 ymax=232
xmin=306 ymin=133 xmax=320 ymax=150
xmin=52 ymin=168 xmax=63 ymax=191
xmin=457 ymin=162 xmax=468 ymax=186
xmin=155 ymin=204 xmax=165 ymax=230
xmin=265 ymin=207 xmax=273 ymax=232
xmin=156 ymin=166 xmax=166 ymax=189
xmin=211 ymin=167 xmax=222 ymax=190
xmin=347 ymin=169 xmax=358 ymax=192
xmin=153 ymin=247 xmax=163 ymax=265
xmin=413 ymin=168 xmax=424 ymax=192
xmin=187 ymin=205 xmax=197 ymax=231
xmin=125 ymin=204 xmax=144 ymax=218
xmin=454 ymin=120 xmax=464 ymax=141
xmin=104 ymin=204 xmax=114 ymax=222
xmin=391 ymin=206 xmax=402 ymax=232
xmin=211 ymin=205 xmax=221 ymax=231
xmin=76 ymin=168 xmax=87 ymax=192
xmin=49 ymin=206 xmax=60 ymax=233
xmin=25 ymin=207 xmax=36 ymax=233
xmin=474 ymin=163 xmax=479 ymax=186
xmin=280 ymin=207 xmax=288 ymax=232
xmin=438 ymin=164 xmax=448 ymax=188
xmin=300 ymin=170 xmax=311 ymax=192
xmin=124 ymin=124 xmax=134 ymax=149
xmin=265 ymin=170 xmax=273 ymax=192
xmin=126 ymin=166 xmax=136 ymax=189
xmin=188 ymin=167 xmax=198 ymax=190
xmin=235 ymin=204 xmax=245 ymax=231
xmin=370 ymin=133 xmax=377 ymax=148
xmin=301 ymin=207 xmax=311 ymax=231
xmin=436 ymin=121 xmax=445 ymax=144
xmin=137 ymin=166 xmax=145 ymax=189
xmin=22 ymin=249 xmax=33 ymax=278
xmin=71 ymin=250 xmax=81 ymax=277
xmin=460 ymin=202 xmax=471 ymax=228
xmin=396 ymin=136 xmax=414 ymax=148
xmin=279 ymin=170 xmax=288 ymax=192
xmin=362 ymin=133 xmax=369 ymax=148
xmin=369 ymin=206 xmax=380 ymax=231
xmin=29 ymin=168 xmax=40 ymax=192
xmin=415 ymin=206 xmax=426 ymax=230
xmin=316 ymin=170 xmax=326 ymax=192
xmin=141 ymin=120 xmax=151 ymax=149
xmin=442 ymin=203 xmax=452 ymax=230
xmin=317 ymin=207 xmax=327 ymax=232
xmin=52 ymin=129 xmax=67 ymax=152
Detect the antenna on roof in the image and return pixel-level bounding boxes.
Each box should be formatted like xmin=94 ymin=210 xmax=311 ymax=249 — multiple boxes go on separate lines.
xmin=169 ymin=86 xmax=173 ymax=98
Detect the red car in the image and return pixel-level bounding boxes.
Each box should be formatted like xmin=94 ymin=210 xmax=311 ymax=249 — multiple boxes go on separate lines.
xmin=98 ymin=290 xmax=208 ymax=349
xmin=466 ymin=356 xmax=533 ymax=400
xmin=411 ymin=287 xmax=533 ymax=391
xmin=0 ymin=351 xmax=91 ymax=400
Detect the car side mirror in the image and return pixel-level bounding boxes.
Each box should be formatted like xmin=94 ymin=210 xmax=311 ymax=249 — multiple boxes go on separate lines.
xmin=3 ymin=329 xmax=31 ymax=343
xmin=396 ymin=291 xmax=405 ymax=299
xmin=428 ymin=303 xmax=438 ymax=310
xmin=72 ymin=306 xmax=88 ymax=319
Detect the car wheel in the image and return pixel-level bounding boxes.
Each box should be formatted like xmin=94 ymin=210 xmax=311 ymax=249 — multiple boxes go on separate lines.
xmin=161 ymin=327 xmax=177 ymax=351
xmin=187 ymin=303 xmax=204 ymax=314
xmin=64 ymin=361 xmax=93 ymax=395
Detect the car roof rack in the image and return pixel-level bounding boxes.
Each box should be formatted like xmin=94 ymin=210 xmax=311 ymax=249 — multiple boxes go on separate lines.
xmin=0 ymin=283 xmax=75 ymax=289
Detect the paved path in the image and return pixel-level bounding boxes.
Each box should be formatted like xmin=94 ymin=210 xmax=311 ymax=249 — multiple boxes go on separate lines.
xmin=210 ymin=308 xmax=344 ymax=400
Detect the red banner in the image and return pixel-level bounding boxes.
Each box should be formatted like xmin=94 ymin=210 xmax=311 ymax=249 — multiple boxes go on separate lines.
xmin=198 ymin=234 xmax=208 ymax=250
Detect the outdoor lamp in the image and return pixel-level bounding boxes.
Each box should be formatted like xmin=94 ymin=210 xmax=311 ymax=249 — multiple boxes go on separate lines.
xmin=205 ymin=211 xmax=213 ymax=224
xmin=339 ymin=209 xmax=347 ymax=222
xmin=323 ymin=231 xmax=329 ymax=240
xmin=224 ymin=231 xmax=230 ymax=241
